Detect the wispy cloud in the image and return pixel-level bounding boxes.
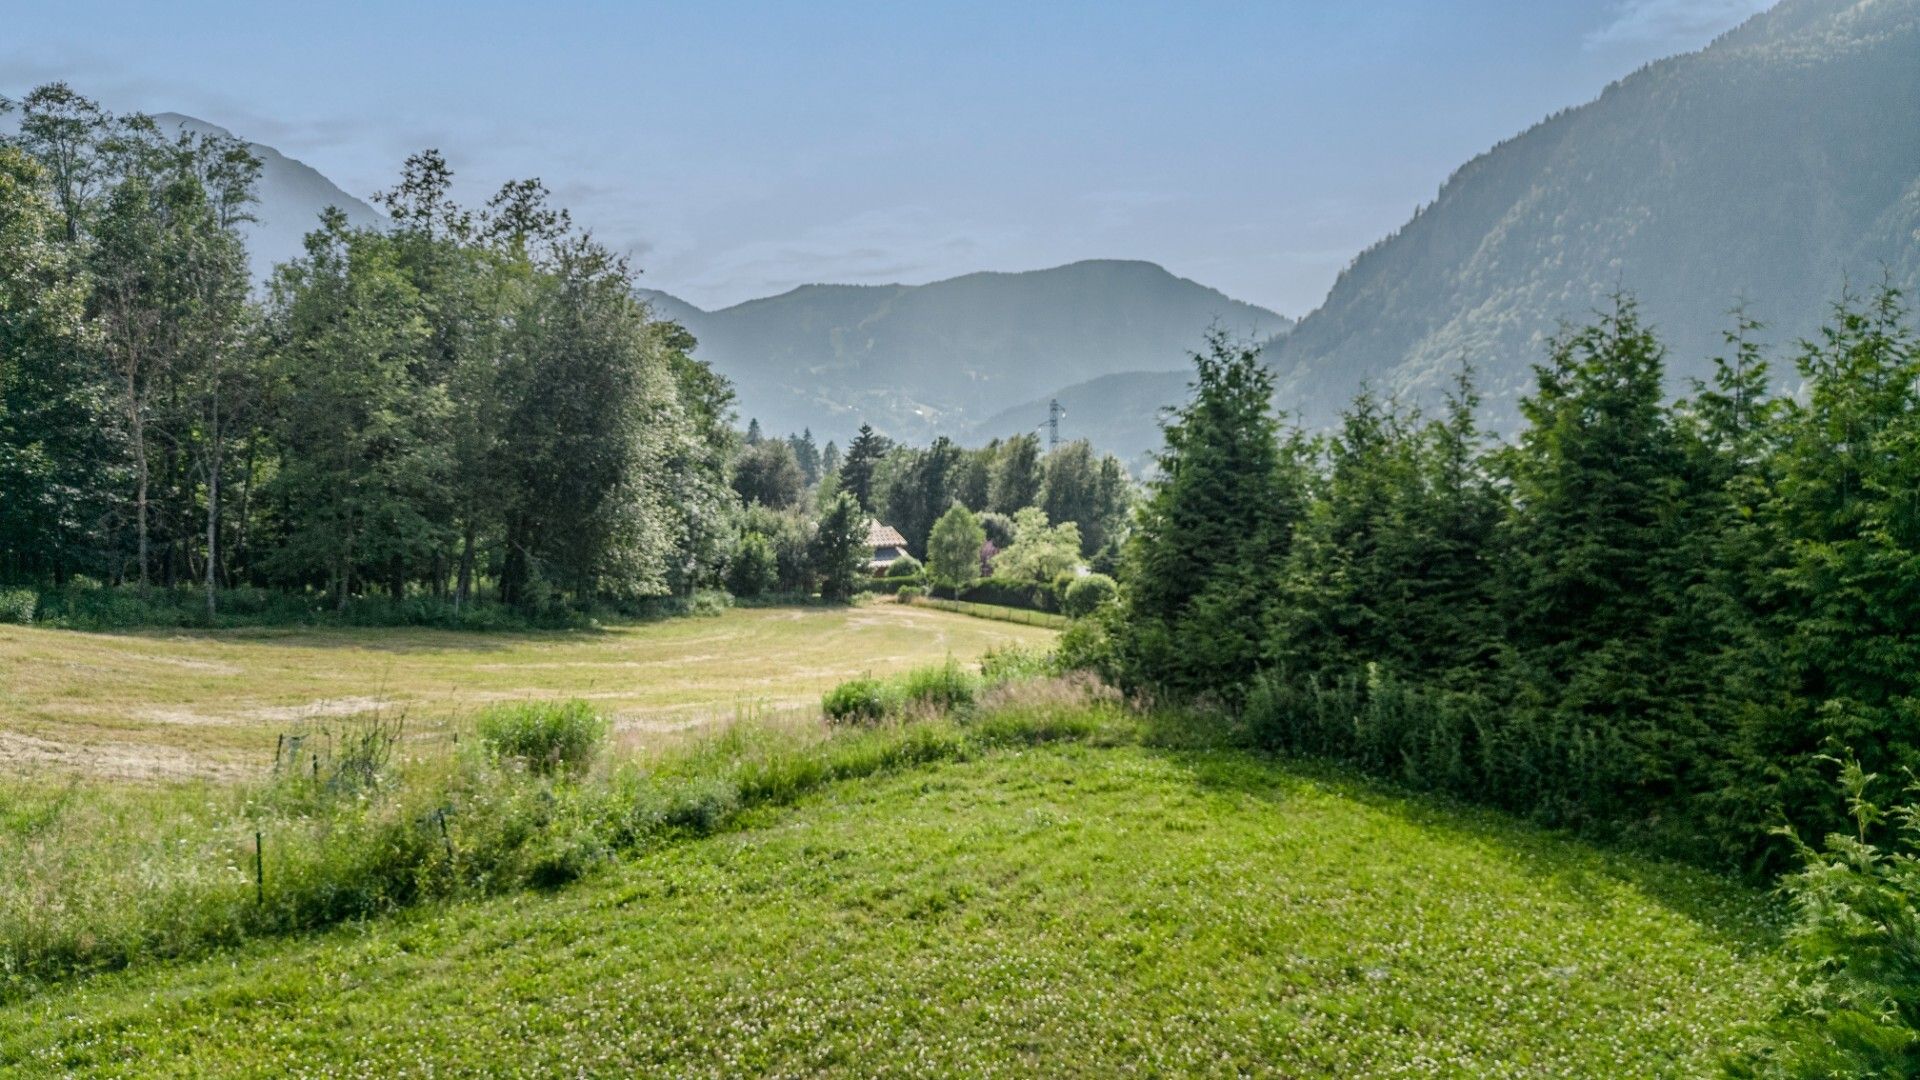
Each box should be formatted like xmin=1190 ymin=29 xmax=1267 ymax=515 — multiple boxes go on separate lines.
xmin=1585 ymin=0 xmax=1773 ymax=49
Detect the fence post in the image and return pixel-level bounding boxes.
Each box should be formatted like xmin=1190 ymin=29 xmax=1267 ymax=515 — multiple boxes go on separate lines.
xmin=254 ymin=830 xmax=265 ymax=905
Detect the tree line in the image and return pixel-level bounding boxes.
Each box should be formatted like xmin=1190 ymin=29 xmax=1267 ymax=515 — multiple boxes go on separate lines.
xmin=0 ymin=84 xmax=778 ymax=618
xmin=1105 ymin=300 xmax=1920 ymax=870
xmin=1093 ymin=302 xmax=1920 ymax=1072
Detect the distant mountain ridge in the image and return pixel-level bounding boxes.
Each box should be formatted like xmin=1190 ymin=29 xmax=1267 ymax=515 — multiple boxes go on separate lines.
xmin=1260 ymin=0 xmax=1920 ymax=434
xmin=640 ymin=259 xmax=1290 ymax=446
xmin=151 ymin=113 xmax=386 ymax=282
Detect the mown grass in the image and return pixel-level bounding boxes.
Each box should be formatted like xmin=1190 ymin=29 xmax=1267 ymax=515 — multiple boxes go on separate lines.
xmin=0 ymin=735 xmax=1786 ymax=1077
xmin=0 ymin=601 xmax=1055 ymax=780
xmin=0 ymin=673 xmax=1127 ymax=1003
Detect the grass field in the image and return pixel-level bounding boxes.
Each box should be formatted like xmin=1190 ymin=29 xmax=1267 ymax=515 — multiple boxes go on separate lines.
xmin=0 ymin=603 xmax=1055 ymax=781
xmin=0 ymin=741 xmax=1785 ymax=1077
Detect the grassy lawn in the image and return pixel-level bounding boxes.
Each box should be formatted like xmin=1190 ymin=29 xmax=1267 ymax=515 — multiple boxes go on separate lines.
xmin=0 ymin=603 xmax=1054 ymax=781
xmin=0 ymin=742 xmax=1785 ymax=1077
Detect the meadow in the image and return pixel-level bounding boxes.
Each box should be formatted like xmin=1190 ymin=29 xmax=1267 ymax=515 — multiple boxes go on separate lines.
xmin=0 ymin=606 xmax=1796 ymax=1076
xmin=1 ymin=737 xmax=1786 ymax=1076
xmin=0 ymin=602 xmax=1055 ymax=781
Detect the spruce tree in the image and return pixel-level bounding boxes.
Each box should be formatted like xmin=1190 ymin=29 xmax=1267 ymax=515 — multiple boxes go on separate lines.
xmin=1115 ymin=329 xmax=1303 ymax=696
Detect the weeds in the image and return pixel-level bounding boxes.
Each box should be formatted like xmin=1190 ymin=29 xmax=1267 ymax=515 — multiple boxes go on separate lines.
xmin=475 ymin=701 xmax=609 ymax=777
xmin=0 ymin=676 xmax=1129 ymax=1003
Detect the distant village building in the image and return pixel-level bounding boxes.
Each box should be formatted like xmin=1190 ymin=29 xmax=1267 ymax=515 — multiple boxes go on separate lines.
xmin=866 ymin=521 xmax=909 ymax=574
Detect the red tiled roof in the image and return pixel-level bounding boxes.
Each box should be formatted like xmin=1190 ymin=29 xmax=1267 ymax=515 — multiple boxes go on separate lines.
xmin=866 ymin=521 xmax=908 ymax=549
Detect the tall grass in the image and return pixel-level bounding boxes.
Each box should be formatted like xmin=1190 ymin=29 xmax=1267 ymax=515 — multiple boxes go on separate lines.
xmin=0 ymin=677 xmax=1131 ymax=1002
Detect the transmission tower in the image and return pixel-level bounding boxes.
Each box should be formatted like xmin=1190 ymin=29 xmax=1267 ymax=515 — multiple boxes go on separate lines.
xmin=1046 ymin=398 xmax=1065 ymax=451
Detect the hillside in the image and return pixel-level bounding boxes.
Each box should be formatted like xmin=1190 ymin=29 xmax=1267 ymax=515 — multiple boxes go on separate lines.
xmin=155 ymin=113 xmax=386 ymax=282
xmin=0 ymin=742 xmax=1782 ymax=1075
xmin=1261 ymin=0 xmax=1920 ymax=432
xmin=642 ymin=259 xmax=1290 ymax=445
xmin=973 ymin=369 xmax=1195 ymax=465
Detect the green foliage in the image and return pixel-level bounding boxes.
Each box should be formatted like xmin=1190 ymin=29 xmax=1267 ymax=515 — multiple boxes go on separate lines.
xmin=1040 ymin=439 xmax=1134 ymax=556
xmin=1114 ymin=328 xmax=1305 ymax=697
xmin=0 ymin=588 xmax=34 ymax=624
xmin=726 ymin=532 xmax=779 ymax=598
xmin=1110 ymin=289 xmax=1920 ymax=889
xmin=809 ymin=492 xmax=867 ymax=602
xmin=1736 ymin=760 xmax=1920 ymax=1078
xmin=731 ymin=438 xmax=805 ymax=510
xmin=822 ymin=676 xmax=893 ymax=724
xmin=897 ymin=658 xmax=977 ymax=712
xmin=0 ymin=91 xmax=735 ymax=615
xmin=992 ymin=506 xmax=1081 ymax=584
xmin=839 ymin=423 xmax=890 ymax=512
xmin=926 ymin=504 xmax=986 ymax=595
xmin=475 ymin=701 xmax=609 ymax=777
xmin=883 ymin=552 xmax=923 ymax=578
xmin=1062 ymin=573 xmax=1117 ymax=618
xmin=878 ymin=436 xmax=966 ymax=556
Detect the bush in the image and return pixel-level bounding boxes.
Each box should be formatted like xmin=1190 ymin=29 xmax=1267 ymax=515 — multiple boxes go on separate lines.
xmin=979 ymin=643 xmax=1051 ymax=684
xmin=1062 ymin=573 xmax=1117 ymax=618
xmin=0 ymin=589 xmax=36 ymax=625
xmin=726 ymin=533 xmax=780 ymax=598
xmin=895 ymin=585 xmax=926 ymax=603
xmin=898 ymin=659 xmax=976 ymax=712
xmin=1734 ymin=760 xmax=1920 ymax=1079
xmin=475 ymin=701 xmax=609 ymax=777
xmin=958 ymin=575 xmax=1053 ymax=613
xmin=822 ymin=677 xmax=892 ymax=724
xmin=884 ymin=554 xmax=924 ymax=579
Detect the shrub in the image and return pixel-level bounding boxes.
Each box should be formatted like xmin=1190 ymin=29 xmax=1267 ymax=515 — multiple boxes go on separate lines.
xmin=1062 ymin=573 xmax=1117 ymax=618
xmin=726 ymin=533 xmax=780 ymax=598
xmin=1735 ymin=760 xmax=1920 ymax=1079
xmin=884 ymin=553 xmax=924 ymax=578
xmin=895 ymin=585 xmax=926 ymax=603
xmin=822 ymin=677 xmax=892 ymax=724
xmin=898 ymin=659 xmax=977 ymax=712
xmin=958 ymin=575 xmax=1052 ymax=612
xmin=475 ymin=701 xmax=609 ymax=777
xmin=0 ymin=589 xmax=36 ymax=625
xmin=1054 ymin=610 xmax=1117 ymax=678
xmin=979 ymin=643 xmax=1051 ymax=684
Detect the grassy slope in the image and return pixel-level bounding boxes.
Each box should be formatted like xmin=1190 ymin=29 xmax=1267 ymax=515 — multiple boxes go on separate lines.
xmin=1 ymin=744 xmax=1784 ymax=1077
xmin=0 ymin=604 xmax=1054 ymax=780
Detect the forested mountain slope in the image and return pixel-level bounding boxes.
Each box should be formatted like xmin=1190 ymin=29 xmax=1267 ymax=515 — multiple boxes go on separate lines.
xmin=641 ymin=259 xmax=1289 ymax=444
xmin=1251 ymin=0 xmax=1920 ymax=432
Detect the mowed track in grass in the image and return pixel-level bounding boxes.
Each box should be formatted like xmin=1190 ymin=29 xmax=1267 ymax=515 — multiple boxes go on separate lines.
xmin=0 ymin=744 xmax=1785 ymax=1078
xmin=0 ymin=604 xmax=1055 ymax=781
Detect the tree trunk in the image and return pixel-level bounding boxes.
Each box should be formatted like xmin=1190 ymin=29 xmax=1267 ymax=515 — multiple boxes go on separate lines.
xmin=455 ymin=524 xmax=476 ymax=613
xmin=204 ymin=392 xmax=221 ymax=619
xmin=132 ymin=403 xmax=149 ymax=591
xmin=234 ymin=439 xmax=255 ymax=583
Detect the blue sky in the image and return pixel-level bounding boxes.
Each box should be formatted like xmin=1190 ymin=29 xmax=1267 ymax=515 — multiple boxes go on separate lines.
xmin=1 ymin=0 xmax=1772 ymax=313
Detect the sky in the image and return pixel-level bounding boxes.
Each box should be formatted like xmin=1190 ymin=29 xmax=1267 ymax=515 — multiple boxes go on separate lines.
xmin=0 ymin=0 xmax=1774 ymax=315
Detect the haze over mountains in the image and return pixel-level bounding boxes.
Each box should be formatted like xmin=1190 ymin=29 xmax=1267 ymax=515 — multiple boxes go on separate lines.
xmin=155 ymin=114 xmax=386 ymax=282
xmin=21 ymin=0 xmax=1915 ymax=461
xmin=1263 ymin=0 xmax=1920 ymax=435
xmin=639 ymin=262 xmax=1289 ymax=447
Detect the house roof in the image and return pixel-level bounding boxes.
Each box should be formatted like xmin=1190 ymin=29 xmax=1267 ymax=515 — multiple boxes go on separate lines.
xmin=866 ymin=521 xmax=908 ymax=549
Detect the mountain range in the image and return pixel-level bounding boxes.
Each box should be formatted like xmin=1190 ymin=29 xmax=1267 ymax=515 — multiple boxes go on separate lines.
xmin=18 ymin=0 xmax=1916 ymax=462
xmin=639 ymin=262 xmax=1288 ymax=449
xmin=1262 ymin=0 xmax=1920 ymax=435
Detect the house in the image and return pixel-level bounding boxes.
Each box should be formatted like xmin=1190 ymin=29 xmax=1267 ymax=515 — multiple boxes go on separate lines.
xmin=866 ymin=521 xmax=910 ymax=574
